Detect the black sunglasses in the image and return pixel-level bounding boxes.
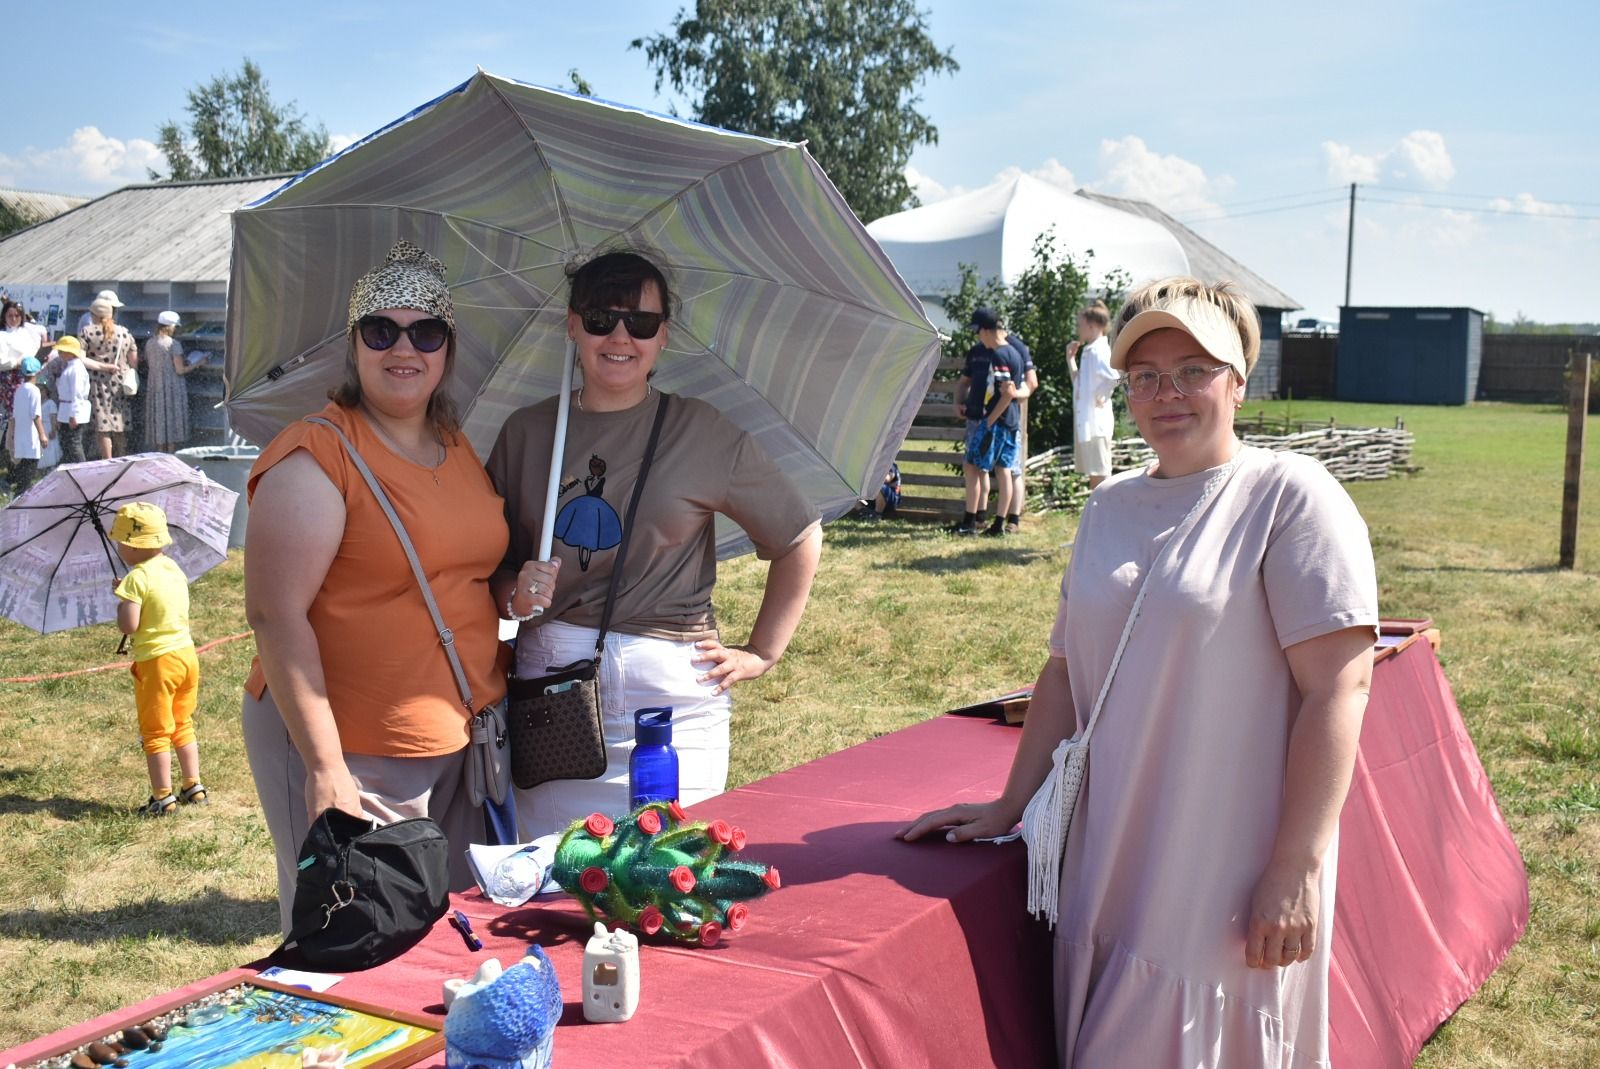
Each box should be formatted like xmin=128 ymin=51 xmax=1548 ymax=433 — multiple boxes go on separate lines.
xmin=357 ymin=314 xmax=451 ymax=353
xmin=578 ymin=307 xmax=666 ymax=340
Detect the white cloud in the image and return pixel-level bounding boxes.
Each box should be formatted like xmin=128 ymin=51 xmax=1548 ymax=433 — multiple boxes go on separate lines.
xmin=1490 ymin=192 xmax=1575 ymax=217
xmin=0 ymin=126 xmax=164 ymax=194
xmin=1088 ymin=136 xmax=1229 ymax=214
xmin=907 ymin=158 xmax=1075 ymax=207
xmin=1394 ymin=131 xmax=1455 ymax=187
xmin=328 ymin=132 xmax=362 ymax=155
xmin=1321 ymin=141 xmax=1382 ymax=185
xmin=905 ymin=164 xmax=961 ymax=204
xmin=1322 ymin=129 xmax=1455 ymax=189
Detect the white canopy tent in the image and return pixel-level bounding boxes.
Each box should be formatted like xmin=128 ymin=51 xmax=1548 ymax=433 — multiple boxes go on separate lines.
xmin=866 ymin=174 xmax=1190 ymax=313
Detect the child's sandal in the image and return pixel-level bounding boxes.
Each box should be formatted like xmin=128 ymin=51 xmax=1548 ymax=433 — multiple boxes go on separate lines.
xmin=140 ymin=794 xmax=178 ymax=818
xmin=178 ymin=783 xmax=209 ymax=806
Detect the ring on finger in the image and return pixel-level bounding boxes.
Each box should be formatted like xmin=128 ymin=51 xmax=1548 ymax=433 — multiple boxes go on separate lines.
xmin=527 ymin=581 xmax=541 ymax=597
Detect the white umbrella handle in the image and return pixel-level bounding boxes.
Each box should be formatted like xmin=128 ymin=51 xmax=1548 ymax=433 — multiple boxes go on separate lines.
xmin=531 ymin=337 xmax=577 ymax=616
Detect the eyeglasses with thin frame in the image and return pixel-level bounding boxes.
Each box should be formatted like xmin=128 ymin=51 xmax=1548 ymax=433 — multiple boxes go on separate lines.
xmin=1123 ymin=363 xmax=1234 ymax=402
xmin=578 ymin=307 xmax=666 ymax=340
xmin=357 ymin=314 xmax=451 ymax=353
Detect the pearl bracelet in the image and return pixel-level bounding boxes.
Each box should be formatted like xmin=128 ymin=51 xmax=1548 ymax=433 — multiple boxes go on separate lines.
xmin=506 ymin=595 xmax=542 ymax=623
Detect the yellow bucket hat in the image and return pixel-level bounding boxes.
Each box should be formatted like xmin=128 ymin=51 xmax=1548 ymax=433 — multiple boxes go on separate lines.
xmin=110 ymin=502 xmax=172 ymax=549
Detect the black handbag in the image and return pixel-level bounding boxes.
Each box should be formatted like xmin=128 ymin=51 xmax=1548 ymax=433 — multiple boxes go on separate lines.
xmin=507 ymin=392 xmax=669 ymax=790
xmin=275 ymin=808 xmax=450 ymax=971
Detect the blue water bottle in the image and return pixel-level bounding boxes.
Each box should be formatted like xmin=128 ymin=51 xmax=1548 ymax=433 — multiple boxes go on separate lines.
xmin=629 ymin=707 xmax=679 ymax=807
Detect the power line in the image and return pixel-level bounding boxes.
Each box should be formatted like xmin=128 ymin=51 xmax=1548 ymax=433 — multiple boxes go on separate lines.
xmin=1201 ymin=186 xmax=1349 ymax=211
xmin=1359 ymin=194 xmax=1600 ymax=222
xmin=1178 ymin=196 xmax=1349 ymax=225
xmin=1368 ymin=183 xmax=1600 ymax=211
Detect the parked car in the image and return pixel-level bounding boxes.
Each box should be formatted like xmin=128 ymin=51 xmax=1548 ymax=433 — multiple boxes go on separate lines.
xmin=1286 ymin=315 xmax=1339 ymax=335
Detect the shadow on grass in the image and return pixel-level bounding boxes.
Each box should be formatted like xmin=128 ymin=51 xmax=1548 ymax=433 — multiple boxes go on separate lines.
xmin=1410 ymin=563 xmax=1568 ymax=576
xmin=0 ymin=792 xmax=126 ymax=820
xmin=0 ymin=889 xmax=278 ymax=945
xmin=895 ymin=545 xmax=1056 ymax=574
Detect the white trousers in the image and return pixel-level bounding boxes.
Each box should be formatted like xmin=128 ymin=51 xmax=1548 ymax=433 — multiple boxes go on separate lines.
xmin=512 ymin=620 xmax=731 ymax=841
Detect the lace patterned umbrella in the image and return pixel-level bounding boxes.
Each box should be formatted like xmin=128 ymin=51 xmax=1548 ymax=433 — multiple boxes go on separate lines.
xmin=0 ymin=453 xmax=236 ymax=633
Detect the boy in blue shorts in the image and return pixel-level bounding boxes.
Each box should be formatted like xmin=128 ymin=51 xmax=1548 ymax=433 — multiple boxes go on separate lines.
xmin=949 ymin=307 xmax=1025 ymax=535
xmin=111 ymin=502 xmax=207 ymax=816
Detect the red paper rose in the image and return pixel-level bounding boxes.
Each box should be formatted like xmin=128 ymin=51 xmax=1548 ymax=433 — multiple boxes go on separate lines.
xmin=729 ymin=827 xmax=748 ymax=852
xmin=699 ymin=922 xmax=723 ymax=947
xmin=638 ymin=809 xmax=662 ymax=835
xmin=669 ymin=865 xmax=697 ymax=893
xmin=579 ymin=866 xmax=608 ymax=893
xmin=668 ymin=800 xmax=687 ymax=822
xmin=585 ymin=813 xmax=614 ymax=838
xmin=637 ymin=905 xmax=664 ymax=935
xmin=725 ymin=903 xmax=750 ymax=931
xmin=763 ymin=866 xmax=782 ymax=890
xmin=708 ymin=819 xmax=733 ymax=845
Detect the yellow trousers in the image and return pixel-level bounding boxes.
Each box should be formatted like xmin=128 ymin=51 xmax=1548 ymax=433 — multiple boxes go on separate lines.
xmin=131 ymin=647 xmax=200 ymax=754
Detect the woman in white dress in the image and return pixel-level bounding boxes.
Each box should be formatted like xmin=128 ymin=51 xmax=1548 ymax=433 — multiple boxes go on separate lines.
xmin=903 ymin=277 xmax=1378 ymax=1068
xmin=142 ymin=311 xmax=193 ymax=452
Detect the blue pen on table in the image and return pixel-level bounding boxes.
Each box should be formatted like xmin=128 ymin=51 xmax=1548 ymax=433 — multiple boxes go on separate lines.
xmin=449 ymin=909 xmax=483 ymax=951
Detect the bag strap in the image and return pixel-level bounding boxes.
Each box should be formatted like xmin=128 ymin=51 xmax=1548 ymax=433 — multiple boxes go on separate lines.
xmin=1075 ymin=450 xmax=1247 ymax=746
xmin=305 ymin=416 xmax=475 ymax=714
xmin=588 ymin=391 xmax=671 ymax=660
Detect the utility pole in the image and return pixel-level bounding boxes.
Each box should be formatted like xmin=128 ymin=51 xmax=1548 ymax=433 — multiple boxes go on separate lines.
xmin=1343 ymin=183 xmax=1356 ymax=308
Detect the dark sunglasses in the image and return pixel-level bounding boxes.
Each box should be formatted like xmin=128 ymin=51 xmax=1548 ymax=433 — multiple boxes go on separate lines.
xmin=578 ymin=307 xmax=666 ymax=340
xmin=357 ymin=314 xmax=451 ymax=353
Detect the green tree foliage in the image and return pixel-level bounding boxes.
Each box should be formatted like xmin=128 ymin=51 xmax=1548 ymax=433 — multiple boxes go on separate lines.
xmin=568 ymin=68 xmax=595 ymax=97
xmin=1485 ymin=310 xmax=1600 ymax=335
xmin=0 ymin=200 xmax=36 ymax=239
xmin=152 ymin=59 xmax=330 ymax=182
xmin=632 ymin=0 xmax=957 ymax=222
xmin=938 ymin=231 xmax=1132 ymax=455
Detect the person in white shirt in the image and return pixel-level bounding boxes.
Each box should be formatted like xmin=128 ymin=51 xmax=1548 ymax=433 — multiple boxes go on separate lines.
xmin=49 ymin=336 xmax=92 ymax=465
xmin=9 ymin=356 xmax=48 ymax=494
xmin=1065 ymin=300 xmax=1120 ymax=489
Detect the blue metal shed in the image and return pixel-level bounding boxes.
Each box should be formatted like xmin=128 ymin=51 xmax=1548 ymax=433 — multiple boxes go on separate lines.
xmin=1336 ymin=306 xmax=1485 ymax=405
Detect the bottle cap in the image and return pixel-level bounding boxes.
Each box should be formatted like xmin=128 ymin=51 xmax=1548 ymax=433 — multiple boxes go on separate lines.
xmin=634 ymin=706 xmax=673 ymax=745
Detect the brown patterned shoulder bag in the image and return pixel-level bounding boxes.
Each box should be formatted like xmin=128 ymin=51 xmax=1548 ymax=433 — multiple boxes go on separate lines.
xmin=506 ymin=392 xmax=669 ymax=789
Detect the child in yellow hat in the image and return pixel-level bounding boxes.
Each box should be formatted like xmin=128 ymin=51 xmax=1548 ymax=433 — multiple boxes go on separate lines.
xmin=111 ymin=502 xmax=206 ymax=816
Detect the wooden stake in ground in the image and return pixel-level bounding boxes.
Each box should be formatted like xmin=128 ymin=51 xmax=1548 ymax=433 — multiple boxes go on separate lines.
xmin=1559 ymin=348 xmax=1591 ymax=569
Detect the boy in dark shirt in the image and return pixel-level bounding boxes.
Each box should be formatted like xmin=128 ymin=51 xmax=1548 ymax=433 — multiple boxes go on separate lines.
xmin=949 ymin=307 xmax=1026 ymax=535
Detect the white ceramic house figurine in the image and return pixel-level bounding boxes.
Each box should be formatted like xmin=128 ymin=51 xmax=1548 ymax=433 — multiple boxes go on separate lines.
xmin=444 ymin=957 xmax=505 ymax=1010
xmin=582 ymin=921 xmax=640 ymax=1023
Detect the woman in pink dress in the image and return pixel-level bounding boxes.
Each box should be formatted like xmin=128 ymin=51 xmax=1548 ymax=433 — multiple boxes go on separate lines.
xmin=903 ymin=277 xmax=1378 ymax=1068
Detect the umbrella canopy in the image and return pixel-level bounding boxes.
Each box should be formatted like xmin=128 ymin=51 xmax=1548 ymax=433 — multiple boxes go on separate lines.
xmin=0 ymin=454 xmax=237 ymax=633
xmin=224 ymin=70 xmax=942 ymax=558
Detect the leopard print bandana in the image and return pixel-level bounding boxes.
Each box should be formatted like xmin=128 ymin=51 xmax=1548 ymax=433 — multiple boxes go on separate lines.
xmin=347 ymin=239 xmax=456 ymax=334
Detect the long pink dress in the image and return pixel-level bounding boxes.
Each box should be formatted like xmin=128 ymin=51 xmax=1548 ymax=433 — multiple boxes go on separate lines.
xmin=1048 ymin=447 xmax=1378 ymax=1068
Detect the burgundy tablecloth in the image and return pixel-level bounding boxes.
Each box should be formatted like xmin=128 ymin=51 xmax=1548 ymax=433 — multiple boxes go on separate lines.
xmin=2 ymin=635 xmax=1526 ymax=1069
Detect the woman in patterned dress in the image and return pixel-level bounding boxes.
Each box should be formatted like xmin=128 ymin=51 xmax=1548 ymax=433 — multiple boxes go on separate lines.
xmin=142 ymin=311 xmax=193 ymax=452
xmin=80 ymin=297 xmax=138 ymax=458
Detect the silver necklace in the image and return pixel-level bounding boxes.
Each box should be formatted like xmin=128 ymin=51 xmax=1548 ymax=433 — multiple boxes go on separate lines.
xmin=363 ymin=408 xmax=445 ymax=485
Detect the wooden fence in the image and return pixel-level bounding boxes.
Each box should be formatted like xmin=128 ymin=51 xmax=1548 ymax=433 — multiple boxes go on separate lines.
xmin=1021 ymin=420 xmax=1416 ymax=514
xmin=1276 ymin=332 xmax=1600 ymax=403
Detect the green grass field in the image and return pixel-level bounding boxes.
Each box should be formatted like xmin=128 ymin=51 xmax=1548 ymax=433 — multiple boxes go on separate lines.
xmin=0 ymin=399 xmax=1596 ymax=1065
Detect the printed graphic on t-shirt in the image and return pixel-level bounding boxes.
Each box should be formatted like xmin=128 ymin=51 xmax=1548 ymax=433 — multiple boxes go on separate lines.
xmin=553 ymin=453 xmax=623 ymax=570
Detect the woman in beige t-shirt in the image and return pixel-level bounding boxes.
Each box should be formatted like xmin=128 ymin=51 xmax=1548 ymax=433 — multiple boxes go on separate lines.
xmin=904 ymin=277 xmax=1378 ymax=1067
xmin=489 ymin=251 xmax=822 ymax=841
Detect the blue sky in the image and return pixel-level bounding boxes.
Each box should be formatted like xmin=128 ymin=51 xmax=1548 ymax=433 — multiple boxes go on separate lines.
xmin=3 ymin=0 xmax=1596 ymax=322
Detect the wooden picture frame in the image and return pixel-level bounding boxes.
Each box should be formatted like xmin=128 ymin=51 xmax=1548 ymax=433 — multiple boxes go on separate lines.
xmin=20 ymin=975 xmax=443 ymax=1069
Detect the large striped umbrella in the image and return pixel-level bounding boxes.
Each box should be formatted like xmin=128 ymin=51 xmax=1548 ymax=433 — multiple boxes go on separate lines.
xmin=224 ymin=70 xmax=941 ymax=558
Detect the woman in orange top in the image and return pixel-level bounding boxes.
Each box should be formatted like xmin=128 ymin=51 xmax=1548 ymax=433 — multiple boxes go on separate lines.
xmin=241 ymin=240 xmax=553 ymax=934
